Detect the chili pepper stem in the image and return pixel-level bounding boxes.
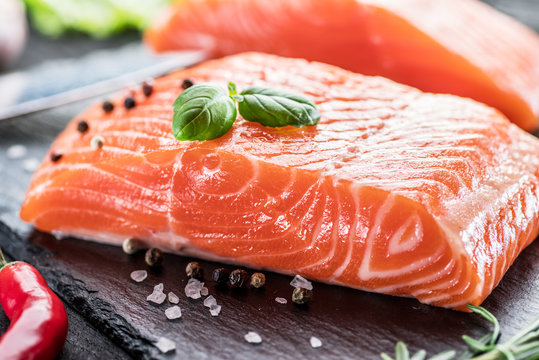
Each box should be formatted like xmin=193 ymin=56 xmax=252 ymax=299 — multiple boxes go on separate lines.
xmin=0 ymin=247 xmax=7 ymax=268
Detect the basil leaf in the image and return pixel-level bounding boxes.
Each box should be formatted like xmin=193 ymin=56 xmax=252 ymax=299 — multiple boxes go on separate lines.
xmin=237 ymin=86 xmax=320 ymax=128
xmin=172 ymin=84 xmax=237 ymax=141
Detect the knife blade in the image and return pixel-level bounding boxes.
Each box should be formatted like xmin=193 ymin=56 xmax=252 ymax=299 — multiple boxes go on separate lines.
xmin=0 ymin=43 xmax=206 ymax=122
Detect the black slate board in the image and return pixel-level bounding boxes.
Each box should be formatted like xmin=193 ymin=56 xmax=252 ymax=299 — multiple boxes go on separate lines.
xmin=1 ymin=1 xmax=539 ymax=359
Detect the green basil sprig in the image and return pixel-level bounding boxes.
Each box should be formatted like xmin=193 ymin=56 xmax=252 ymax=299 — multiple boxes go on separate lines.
xmin=172 ymin=84 xmax=237 ymax=141
xmin=172 ymin=82 xmax=320 ymax=141
xmin=236 ymin=86 xmax=320 ymax=128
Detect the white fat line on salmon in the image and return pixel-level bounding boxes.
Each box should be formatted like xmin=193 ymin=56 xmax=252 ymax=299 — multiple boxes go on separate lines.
xmin=329 ymin=182 xmax=360 ymax=281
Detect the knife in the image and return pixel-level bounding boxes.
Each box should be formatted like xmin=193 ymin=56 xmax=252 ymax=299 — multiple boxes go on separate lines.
xmin=0 ymin=43 xmax=206 ymax=122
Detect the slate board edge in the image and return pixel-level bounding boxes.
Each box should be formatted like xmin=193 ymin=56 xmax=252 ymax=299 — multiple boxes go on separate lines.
xmin=0 ymin=221 xmax=161 ymax=360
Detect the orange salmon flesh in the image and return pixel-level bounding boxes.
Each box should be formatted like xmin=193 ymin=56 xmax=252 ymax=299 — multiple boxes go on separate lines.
xmin=20 ymin=53 xmax=539 ymax=310
xmin=145 ymin=0 xmax=539 ymax=131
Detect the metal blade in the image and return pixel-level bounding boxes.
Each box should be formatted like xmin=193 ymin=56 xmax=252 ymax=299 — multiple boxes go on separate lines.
xmin=0 ymin=44 xmax=206 ymax=122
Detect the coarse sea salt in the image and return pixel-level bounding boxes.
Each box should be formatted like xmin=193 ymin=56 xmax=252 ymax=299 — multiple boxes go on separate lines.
xmin=185 ymin=278 xmax=204 ymax=299
xmin=203 ymin=295 xmax=217 ymax=308
xmin=209 ymin=304 xmax=221 ymax=317
xmin=22 ymin=158 xmax=40 ymax=172
xmin=130 ymin=270 xmax=147 ymax=283
xmin=200 ymin=286 xmax=209 ymax=296
xmin=155 ymin=337 xmax=176 ymax=353
xmin=147 ymin=283 xmax=166 ymax=304
xmin=275 ymin=297 xmax=287 ymax=305
xmin=310 ymin=336 xmax=322 ymax=348
xmin=165 ymin=306 xmax=182 ymax=320
xmin=6 ymin=145 xmax=27 ymax=159
xmin=168 ymin=292 xmax=179 ymax=304
xmin=290 ymin=275 xmax=313 ymax=290
xmin=244 ymin=331 xmax=262 ymax=344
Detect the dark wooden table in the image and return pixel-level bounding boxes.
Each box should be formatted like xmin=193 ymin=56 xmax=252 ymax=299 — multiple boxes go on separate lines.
xmin=0 ymin=2 xmax=538 ymax=359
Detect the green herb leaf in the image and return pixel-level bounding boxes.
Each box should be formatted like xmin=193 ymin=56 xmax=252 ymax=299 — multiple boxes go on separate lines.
xmin=237 ymin=86 xmax=320 ymax=128
xmin=395 ymin=342 xmax=410 ymax=360
xmin=381 ymin=353 xmax=395 ymax=360
xmin=228 ymin=81 xmax=238 ymax=96
xmin=411 ymin=350 xmax=427 ymax=360
xmin=172 ymin=84 xmax=237 ymax=141
xmin=462 ymin=336 xmax=493 ymax=353
xmin=467 ymin=305 xmax=500 ymax=345
xmin=428 ymin=350 xmax=456 ymax=360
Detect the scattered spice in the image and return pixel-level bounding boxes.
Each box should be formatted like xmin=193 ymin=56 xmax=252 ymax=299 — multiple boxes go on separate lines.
xmin=244 ymin=331 xmax=262 ymax=344
xmin=186 ymin=261 xmax=203 ymax=279
xmin=50 ymin=152 xmax=63 ymax=163
xmin=124 ymin=96 xmax=136 ymax=109
xmin=102 ymin=100 xmax=114 ymax=113
xmin=130 ymin=270 xmax=147 ymax=283
xmin=145 ymin=248 xmax=163 ymax=267
xmin=90 ymin=135 xmax=104 ymax=150
xmin=164 ymin=306 xmax=182 ymax=320
xmin=310 ymin=336 xmax=322 ymax=349
xmin=275 ymin=297 xmax=287 ymax=305
xmin=229 ymin=269 xmax=249 ymax=288
xmin=122 ymin=238 xmax=140 ymax=255
xmin=250 ymin=273 xmax=265 ymax=288
xmin=77 ymin=120 xmax=89 ymax=133
xmin=292 ymin=287 xmax=312 ymax=305
xmin=181 ymin=79 xmax=194 ymax=90
xmin=142 ymin=81 xmax=153 ymax=97
xmin=212 ymin=267 xmax=230 ymax=285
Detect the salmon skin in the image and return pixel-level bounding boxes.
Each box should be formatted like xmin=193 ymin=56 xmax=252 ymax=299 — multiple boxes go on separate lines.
xmin=145 ymin=0 xmax=539 ymax=131
xmin=20 ymin=53 xmax=539 ymax=310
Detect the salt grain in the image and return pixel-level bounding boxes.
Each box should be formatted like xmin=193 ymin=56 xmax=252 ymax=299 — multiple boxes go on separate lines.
xmin=204 ymin=295 xmax=217 ymax=308
xmin=244 ymin=331 xmax=262 ymax=344
xmin=184 ymin=278 xmax=204 ymax=299
xmin=155 ymin=337 xmax=176 ymax=353
xmin=275 ymin=297 xmax=287 ymax=305
xmin=130 ymin=270 xmax=147 ymax=283
xmin=209 ymin=304 xmax=221 ymax=317
xmin=200 ymin=286 xmax=209 ymax=296
xmin=147 ymin=283 xmax=166 ymax=304
xmin=310 ymin=336 xmax=322 ymax=348
xmin=168 ymin=292 xmax=179 ymax=304
xmin=22 ymin=158 xmax=40 ymax=172
xmin=165 ymin=306 xmax=182 ymax=320
xmin=290 ymin=275 xmax=313 ymax=290
xmin=7 ymin=145 xmax=27 ymax=159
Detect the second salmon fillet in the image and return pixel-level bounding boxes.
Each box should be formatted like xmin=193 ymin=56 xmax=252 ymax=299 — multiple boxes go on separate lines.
xmin=20 ymin=53 xmax=539 ymax=310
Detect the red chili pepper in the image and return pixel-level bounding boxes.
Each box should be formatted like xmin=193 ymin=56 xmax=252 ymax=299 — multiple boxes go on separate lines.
xmin=0 ymin=249 xmax=68 ymax=360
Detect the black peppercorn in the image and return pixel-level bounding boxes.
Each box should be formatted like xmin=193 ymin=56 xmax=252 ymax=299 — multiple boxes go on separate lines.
xmin=292 ymin=287 xmax=312 ymax=305
xmin=212 ymin=267 xmax=230 ymax=285
xmin=50 ymin=152 xmax=63 ymax=162
xmin=122 ymin=238 xmax=140 ymax=255
xmin=229 ymin=269 xmax=249 ymax=288
xmin=181 ymin=79 xmax=194 ymax=90
xmin=77 ymin=120 xmax=89 ymax=134
xmin=145 ymin=248 xmax=163 ymax=267
xmin=250 ymin=273 xmax=265 ymax=288
xmin=102 ymin=100 xmax=114 ymax=113
xmin=186 ymin=261 xmax=203 ymax=279
xmin=124 ymin=96 xmax=136 ymax=109
xmin=142 ymin=81 xmax=153 ymax=97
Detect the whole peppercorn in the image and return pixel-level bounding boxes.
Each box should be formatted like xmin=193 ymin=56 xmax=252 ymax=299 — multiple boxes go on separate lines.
xmin=90 ymin=135 xmax=104 ymax=150
xmin=77 ymin=120 xmax=89 ymax=134
xmin=122 ymin=238 xmax=140 ymax=255
xmin=181 ymin=79 xmax=194 ymax=90
xmin=229 ymin=269 xmax=249 ymax=288
xmin=124 ymin=96 xmax=136 ymax=109
xmin=186 ymin=261 xmax=203 ymax=279
xmin=250 ymin=273 xmax=265 ymax=288
xmin=50 ymin=152 xmax=63 ymax=163
xmin=292 ymin=287 xmax=312 ymax=305
xmin=142 ymin=81 xmax=153 ymax=97
xmin=102 ymin=100 xmax=114 ymax=113
xmin=212 ymin=268 xmax=230 ymax=285
xmin=145 ymin=248 xmax=163 ymax=267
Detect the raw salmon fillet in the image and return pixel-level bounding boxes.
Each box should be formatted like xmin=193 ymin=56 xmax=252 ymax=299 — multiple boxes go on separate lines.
xmin=145 ymin=0 xmax=539 ymax=131
xmin=20 ymin=53 xmax=539 ymax=310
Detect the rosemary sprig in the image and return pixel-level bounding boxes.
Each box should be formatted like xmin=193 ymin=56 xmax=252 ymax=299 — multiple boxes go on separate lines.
xmin=380 ymin=305 xmax=539 ymax=360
